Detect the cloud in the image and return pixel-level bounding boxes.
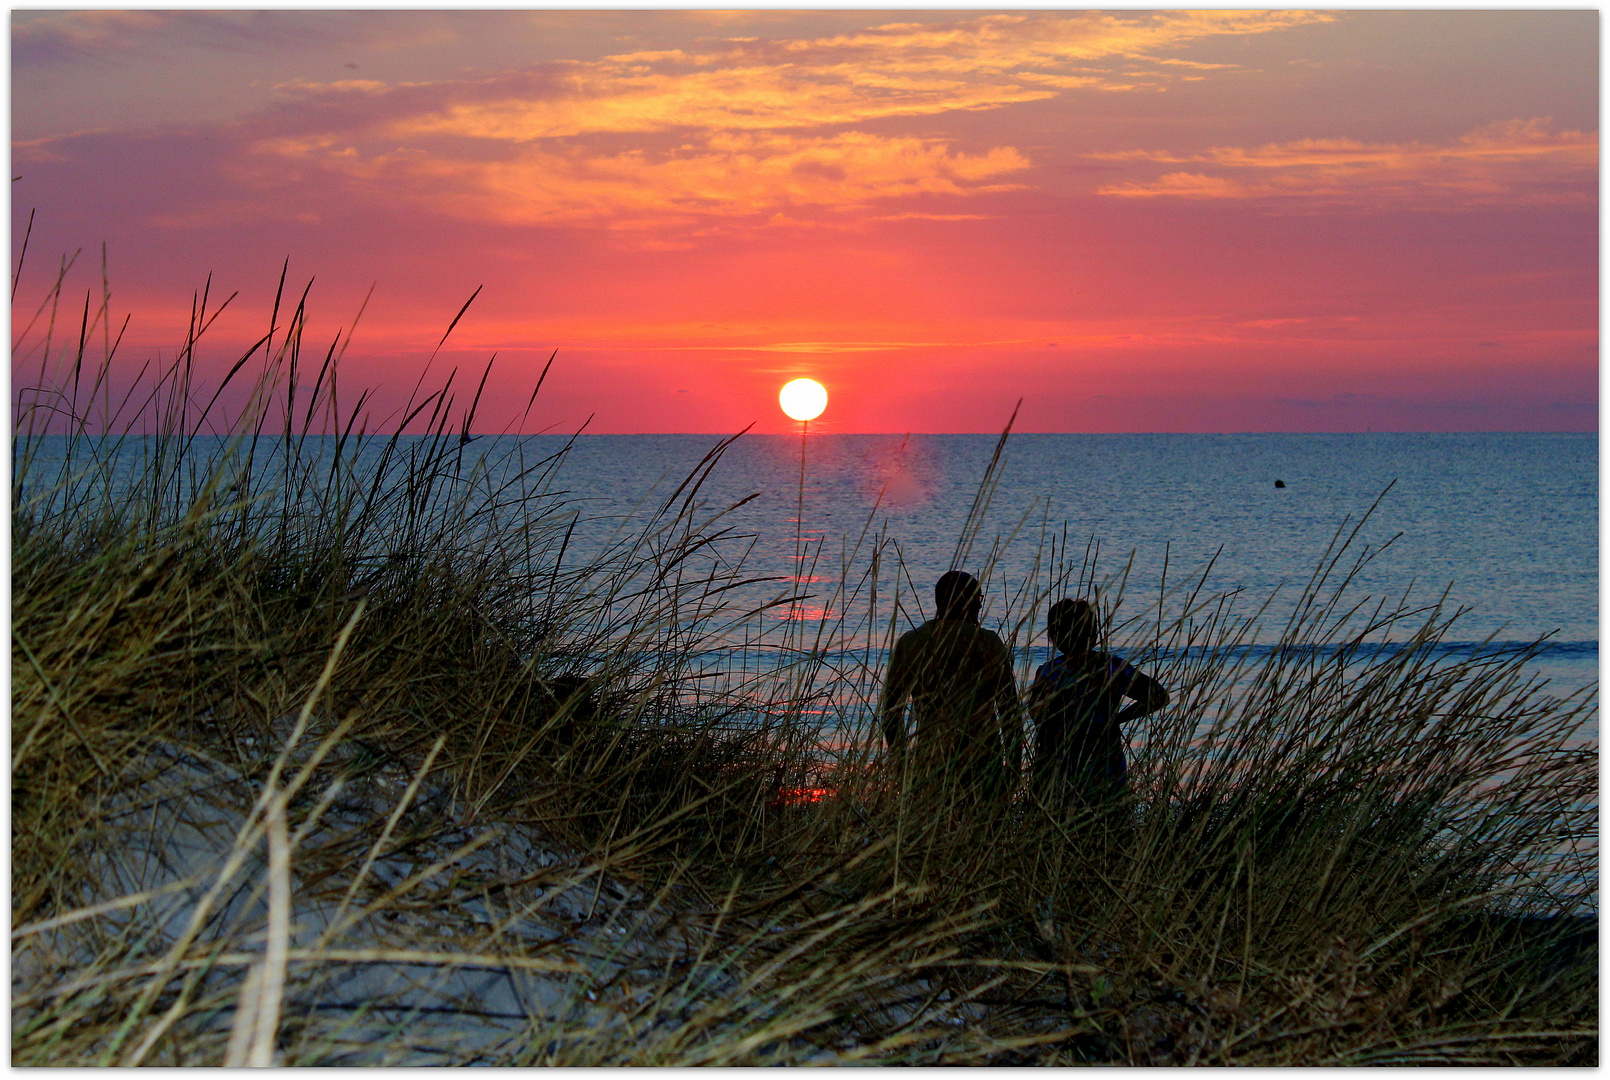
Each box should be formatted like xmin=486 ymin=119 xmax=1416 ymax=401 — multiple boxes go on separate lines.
xmin=389 ymin=63 xmax=1060 ymax=141
xmin=1093 ymin=119 xmax=1597 ymax=210
xmin=873 ymin=212 xmax=994 ymax=222
xmin=12 ymin=10 xmax=454 ymax=67
xmin=241 ymin=129 xmax=1029 ymax=228
xmin=16 ymin=9 xmax=1340 ymax=238
xmin=333 ymin=11 xmax=1337 ymax=141
xmin=646 ymin=10 xmax=1333 ymax=78
xmin=215 ymin=11 xmax=1332 ymax=232
xmin=623 ymin=339 xmax=1030 ymax=354
xmin=12 ymin=11 xmax=168 ymax=64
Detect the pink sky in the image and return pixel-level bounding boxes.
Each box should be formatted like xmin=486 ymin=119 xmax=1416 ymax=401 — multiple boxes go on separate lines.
xmin=11 ymin=9 xmax=1597 ymax=433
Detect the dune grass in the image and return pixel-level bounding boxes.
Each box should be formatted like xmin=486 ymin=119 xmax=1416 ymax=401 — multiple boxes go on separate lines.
xmin=10 ymin=269 xmax=1597 ymax=1064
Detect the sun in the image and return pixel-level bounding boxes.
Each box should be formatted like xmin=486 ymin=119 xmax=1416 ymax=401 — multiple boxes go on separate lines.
xmin=779 ymin=378 xmax=827 ymax=421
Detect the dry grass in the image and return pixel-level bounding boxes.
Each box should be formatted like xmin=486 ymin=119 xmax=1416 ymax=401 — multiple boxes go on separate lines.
xmin=11 ymin=264 xmax=1596 ymax=1064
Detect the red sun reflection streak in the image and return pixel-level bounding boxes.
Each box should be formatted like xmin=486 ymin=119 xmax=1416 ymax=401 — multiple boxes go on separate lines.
xmin=770 ymin=786 xmax=836 ymax=807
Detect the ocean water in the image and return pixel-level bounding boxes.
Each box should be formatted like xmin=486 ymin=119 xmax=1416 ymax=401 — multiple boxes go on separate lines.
xmin=21 ymin=431 xmax=1595 ymax=698
xmin=531 ymin=432 xmax=1596 ymax=697
xmin=20 ymin=430 xmax=1596 ymax=903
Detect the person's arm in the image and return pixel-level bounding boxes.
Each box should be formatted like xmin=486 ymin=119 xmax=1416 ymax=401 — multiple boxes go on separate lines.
xmin=879 ymin=639 xmax=913 ymax=756
xmin=1113 ymin=667 xmax=1168 ymax=725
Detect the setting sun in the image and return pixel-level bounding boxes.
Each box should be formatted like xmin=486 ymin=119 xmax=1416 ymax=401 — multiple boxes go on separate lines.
xmin=6 ymin=13 xmax=1595 ymax=1062
xmin=779 ymin=378 xmax=828 ymax=422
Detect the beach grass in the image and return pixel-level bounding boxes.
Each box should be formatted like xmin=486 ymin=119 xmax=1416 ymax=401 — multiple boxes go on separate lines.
xmin=11 ymin=271 xmax=1596 ymax=1064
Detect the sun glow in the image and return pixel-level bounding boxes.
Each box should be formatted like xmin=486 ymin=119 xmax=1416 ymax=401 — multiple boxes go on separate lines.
xmin=779 ymin=378 xmax=828 ymax=421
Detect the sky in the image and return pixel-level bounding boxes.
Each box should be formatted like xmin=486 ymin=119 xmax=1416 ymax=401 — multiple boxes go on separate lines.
xmin=10 ymin=8 xmax=1599 ymax=434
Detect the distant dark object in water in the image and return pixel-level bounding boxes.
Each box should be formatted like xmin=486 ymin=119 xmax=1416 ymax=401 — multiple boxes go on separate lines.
xmin=1274 ymin=479 xmax=1286 ymax=488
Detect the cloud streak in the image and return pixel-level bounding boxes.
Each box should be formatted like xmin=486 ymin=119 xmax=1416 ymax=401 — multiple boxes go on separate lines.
xmin=1093 ymin=119 xmax=1597 ymax=210
xmin=381 ymin=11 xmax=1330 ymax=140
xmin=12 ymin=10 xmax=429 ymax=66
xmin=161 ymin=10 xmax=1336 ymax=234
xmin=568 ymin=339 xmax=1036 ymax=354
xmin=244 ymin=129 xmax=1029 ymax=230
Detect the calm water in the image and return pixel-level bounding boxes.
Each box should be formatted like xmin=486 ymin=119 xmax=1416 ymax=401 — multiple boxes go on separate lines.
xmin=529 ymin=433 xmax=1595 ymax=695
xmin=21 ymin=430 xmax=1597 ymax=902
xmin=23 ymin=431 xmax=1595 ymax=691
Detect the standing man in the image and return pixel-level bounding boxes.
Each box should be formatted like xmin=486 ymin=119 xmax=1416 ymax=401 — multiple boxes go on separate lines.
xmin=880 ymin=570 xmax=1021 ymax=808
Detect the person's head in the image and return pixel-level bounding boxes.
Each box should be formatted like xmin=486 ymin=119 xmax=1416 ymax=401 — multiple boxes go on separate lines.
xmin=1047 ymin=597 xmax=1099 ymax=656
xmin=934 ymin=570 xmax=982 ymax=622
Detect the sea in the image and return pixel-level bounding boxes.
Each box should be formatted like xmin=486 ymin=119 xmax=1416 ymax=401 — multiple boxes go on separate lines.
xmin=22 ymin=430 xmax=1595 ymax=701
xmin=18 ymin=430 xmax=1598 ymax=904
xmin=533 ymin=432 xmax=1597 ymax=700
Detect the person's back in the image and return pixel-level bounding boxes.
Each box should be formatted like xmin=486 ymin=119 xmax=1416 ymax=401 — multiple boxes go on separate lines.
xmin=888 ymin=618 xmax=1014 ymax=778
xmin=1028 ymin=598 xmax=1167 ymax=808
xmin=1029 ymin=649 xmax=1137 ymax=797
xmin=881 ymin=572 xmax=1019 ymax=806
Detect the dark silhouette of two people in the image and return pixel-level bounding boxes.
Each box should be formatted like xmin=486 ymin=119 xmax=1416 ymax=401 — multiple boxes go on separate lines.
xmin=880 ymin=571 xmax=1168 ymax=814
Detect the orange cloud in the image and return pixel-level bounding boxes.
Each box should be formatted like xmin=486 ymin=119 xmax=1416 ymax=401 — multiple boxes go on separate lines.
xmin=392 ymin=66 xmax=1059 ymax=141
xmin=382 ymin=11 xmax=1334 ymax=141
xmin=1094 ymin=119 xmax=1597 ymax=209
xmin=51 ymin=9 xmax=1341 ymax=237
xmin=232 ymin=10 xmax=1335 ymax=233
xmin=247 ymin=130 xmax=1029 ymax=228
xmin=674 ymin=10 xmax=1334 ymax=76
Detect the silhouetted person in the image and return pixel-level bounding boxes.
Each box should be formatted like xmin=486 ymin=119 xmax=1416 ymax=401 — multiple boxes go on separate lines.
xmin=1027 ymin=598 xmax=1168 ymax=810
xmin=880 ymin=570 xmax=1021 ymax=808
